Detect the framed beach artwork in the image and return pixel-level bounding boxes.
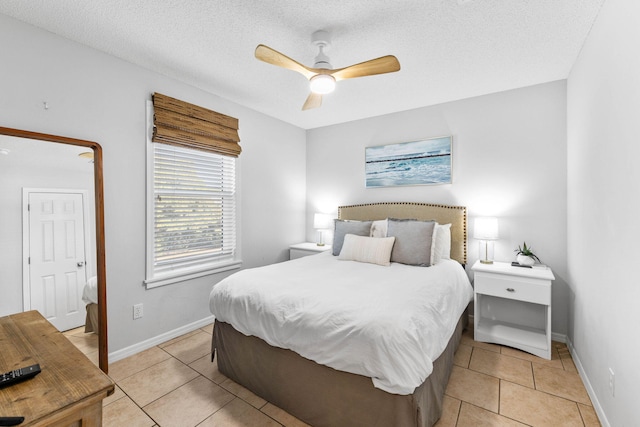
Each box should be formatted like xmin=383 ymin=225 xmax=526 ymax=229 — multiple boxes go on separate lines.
xmin=365 ymin=136 xmax=452 ymax=188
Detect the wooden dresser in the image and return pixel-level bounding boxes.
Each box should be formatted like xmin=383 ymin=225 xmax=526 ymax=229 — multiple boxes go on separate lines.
xmin=0 ymin=310 xmax=114 ymax=426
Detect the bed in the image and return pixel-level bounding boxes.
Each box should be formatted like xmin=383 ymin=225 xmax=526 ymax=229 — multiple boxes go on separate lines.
xmin=209 ymin=202 xmax=471 ymax=427
xmin=82 ymin=275 xmax=99 ymax=334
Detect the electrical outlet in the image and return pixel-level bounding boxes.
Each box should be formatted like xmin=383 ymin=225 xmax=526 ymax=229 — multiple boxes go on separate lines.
xmin=133 ymin=303 xmax=143 ymax=320
xmin=608 ymin=368 xmax=615 ymax=397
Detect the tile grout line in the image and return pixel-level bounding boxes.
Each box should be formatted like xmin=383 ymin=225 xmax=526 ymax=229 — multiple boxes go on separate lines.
xmin=460 ymin=400 xmax=536 ymax=426
xmin=138 ymin=371 xmax=202 ymax=415
xmin=107 ymin=346 xmax=174 ymax=383
xmin=105 ymin=378 xmax=159 ymax=425
xmin=501 ymin=377 xmax=592 ymax=408
xmin=453 ymin=398 xmax=462 ymax=426
xmin=497 ymin=377 xmax=501 ymax=416
xmin=576 ymin=402 xmax=593 ymax=427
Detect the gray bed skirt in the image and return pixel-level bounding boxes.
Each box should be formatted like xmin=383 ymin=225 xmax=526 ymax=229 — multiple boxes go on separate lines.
xmin=212 ymin=311 xmax=467 ymax=427
xmin=84 ymin=302 xmax=99 ymax=334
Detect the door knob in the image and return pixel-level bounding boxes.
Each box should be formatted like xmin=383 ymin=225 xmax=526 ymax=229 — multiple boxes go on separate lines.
xmin=77 ymin=262 xmax=85 ymax=267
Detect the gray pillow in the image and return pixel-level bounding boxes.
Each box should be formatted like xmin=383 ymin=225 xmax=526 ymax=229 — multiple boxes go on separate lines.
xmin=332 ymin=220 xmax=373 ymax=255
xmin=386 ymin=219 xmax=436 ymax=266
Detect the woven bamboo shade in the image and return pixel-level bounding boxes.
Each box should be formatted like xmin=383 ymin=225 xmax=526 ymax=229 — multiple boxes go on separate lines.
xmin=152 ymin=93 xmax=241 ymax=157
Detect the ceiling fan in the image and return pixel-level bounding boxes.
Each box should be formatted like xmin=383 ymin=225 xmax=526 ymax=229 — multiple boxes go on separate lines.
xmin=255 ymin=30 xmax=401 ymax=111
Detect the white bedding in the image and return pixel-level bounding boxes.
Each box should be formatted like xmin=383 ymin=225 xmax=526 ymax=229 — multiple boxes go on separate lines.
xmin=209 ymin=252 xmax=473 ymax=395
xmin=82 ymin=275 xmax=98 ymax=304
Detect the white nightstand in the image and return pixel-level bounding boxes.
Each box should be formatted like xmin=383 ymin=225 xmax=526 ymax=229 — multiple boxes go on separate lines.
xmin=289 ymin=242 xmax=332 ymax=260
xmin=472 ymin=260 xmax=555 ymax=359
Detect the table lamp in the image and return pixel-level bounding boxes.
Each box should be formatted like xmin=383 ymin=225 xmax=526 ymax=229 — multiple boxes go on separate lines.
xmin=313 ymin=213 xmax=333 ymax=246
xmin=474 ymin=217 xmax=499 ymax=264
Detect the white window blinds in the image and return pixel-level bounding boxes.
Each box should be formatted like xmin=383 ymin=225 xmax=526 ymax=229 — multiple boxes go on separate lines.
xmin=152 ymin=143 xmax=236 ymax=275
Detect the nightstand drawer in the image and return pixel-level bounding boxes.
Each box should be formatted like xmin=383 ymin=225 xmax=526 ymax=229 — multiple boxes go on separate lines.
xmin=475 ymin=273 xmax=550 ymax=305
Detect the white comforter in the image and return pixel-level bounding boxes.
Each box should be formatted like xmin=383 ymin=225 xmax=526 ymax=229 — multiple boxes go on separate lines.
xmin=209 ymin=252 xmax=473 ymax=395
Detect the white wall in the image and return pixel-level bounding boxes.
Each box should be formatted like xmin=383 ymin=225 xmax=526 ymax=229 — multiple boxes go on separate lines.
xmin=567 ymin=0 xmax=640 ymax=425
xmin=0 ymin=14 xmax=306 ymax=354
xmin=307 ymin=81 xmax=569 ymax=335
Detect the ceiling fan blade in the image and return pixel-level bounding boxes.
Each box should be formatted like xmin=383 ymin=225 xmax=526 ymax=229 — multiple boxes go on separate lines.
xmin=330 ymin=55 xmax=400 ymax=81
xmin=255 ymin=44 xmax=316 ymax=80
xmin=302 ymin=93 xmax=322 ymax=110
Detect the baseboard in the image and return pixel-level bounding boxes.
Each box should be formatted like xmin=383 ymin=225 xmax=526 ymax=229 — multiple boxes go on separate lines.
xmin=551 ymin=332 xmax=566 ymax=343
xmin=108 ymin=315 xmax=215 ymax=363
xmin=566 ymin=337 xmax=610 ymax=427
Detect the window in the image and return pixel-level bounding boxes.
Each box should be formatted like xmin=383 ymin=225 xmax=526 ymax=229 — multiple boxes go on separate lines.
xmin=145 ymin=94 xmax=241 ymax=288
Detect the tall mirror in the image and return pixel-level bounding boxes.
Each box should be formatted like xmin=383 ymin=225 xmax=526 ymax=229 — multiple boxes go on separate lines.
xmin=0 ymin=127 xmax=108 ymax=373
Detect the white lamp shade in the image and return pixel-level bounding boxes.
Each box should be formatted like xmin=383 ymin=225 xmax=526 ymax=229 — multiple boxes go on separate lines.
xmin=313 ymin=213 xmax=333 ymax=229
xmin=474 ymin=217 xmax=499 ymax=240
xmin=309 ymin=74 xmax=336 ymax=94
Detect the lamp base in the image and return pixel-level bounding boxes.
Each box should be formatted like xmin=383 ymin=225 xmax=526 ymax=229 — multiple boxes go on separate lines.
xmin=478 ymin=240 xmax=495 ymax=265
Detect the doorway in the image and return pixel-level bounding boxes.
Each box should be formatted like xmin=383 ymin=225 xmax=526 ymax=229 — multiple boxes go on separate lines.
xmin=22 ymin=189 xmax=91 ymax=332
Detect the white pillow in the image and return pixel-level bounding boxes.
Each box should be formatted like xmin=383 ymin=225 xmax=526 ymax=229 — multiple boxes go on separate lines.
xmin=338 ymin=234 xmax=396 ymax=266
xmin=440 ymin=224 xmax=452 ymax=259
xmin=430 ymin=223 xmax=452 ymax=265
xmin=370 ymin=219 xmax=388 ymax=238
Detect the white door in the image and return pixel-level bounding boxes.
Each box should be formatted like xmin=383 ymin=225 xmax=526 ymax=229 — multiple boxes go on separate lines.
xmin=27 ymin=191 xmax=87 ymax=331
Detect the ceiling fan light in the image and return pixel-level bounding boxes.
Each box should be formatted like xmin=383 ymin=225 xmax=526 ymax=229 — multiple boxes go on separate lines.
xmin=309 ymin=74 xmax=336 ymax=94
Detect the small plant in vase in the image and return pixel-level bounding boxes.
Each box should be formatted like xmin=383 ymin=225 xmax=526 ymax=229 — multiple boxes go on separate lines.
xmin=514 ymin=242 xmax=541 ymax=266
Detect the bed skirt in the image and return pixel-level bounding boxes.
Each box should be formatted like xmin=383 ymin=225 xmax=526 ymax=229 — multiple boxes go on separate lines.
xmin=212 ymin=311 xmax=467 ymax=427
xmin=84 ymin=303 xmax=99 ymax=334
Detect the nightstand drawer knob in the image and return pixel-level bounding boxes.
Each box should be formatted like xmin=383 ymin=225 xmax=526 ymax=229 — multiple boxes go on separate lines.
xmin=506 ymin=288 xmax=515 ymax=292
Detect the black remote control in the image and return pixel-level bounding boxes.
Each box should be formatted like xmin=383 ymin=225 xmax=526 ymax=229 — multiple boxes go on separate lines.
xmin=511 ymin=261 xmax=532 ymax=268
xmin=0 ymin=417 xmax=24 ymax=426
xmin=0 ymin=364 xmax=41 ymax=389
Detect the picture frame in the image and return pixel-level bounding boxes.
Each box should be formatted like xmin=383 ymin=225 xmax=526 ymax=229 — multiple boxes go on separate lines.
xmin=365 ymin=136 xmax=452 ymax=188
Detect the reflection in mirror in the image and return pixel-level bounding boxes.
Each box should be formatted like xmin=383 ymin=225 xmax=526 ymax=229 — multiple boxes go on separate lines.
xmin=0 ymin=127 xmax=108 ymax=373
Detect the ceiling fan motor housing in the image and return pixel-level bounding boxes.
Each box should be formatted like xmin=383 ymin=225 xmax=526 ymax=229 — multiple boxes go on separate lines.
xmin=311 ymin=30 xmax=332 ymax=69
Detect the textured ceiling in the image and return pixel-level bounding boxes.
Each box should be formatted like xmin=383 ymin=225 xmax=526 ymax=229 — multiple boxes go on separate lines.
xmin=0 ymin=0 xmax=605 ymax=129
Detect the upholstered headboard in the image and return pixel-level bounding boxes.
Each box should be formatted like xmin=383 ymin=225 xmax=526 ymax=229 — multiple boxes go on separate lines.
xmin=338 ymin=202 xmax=467 ymax=265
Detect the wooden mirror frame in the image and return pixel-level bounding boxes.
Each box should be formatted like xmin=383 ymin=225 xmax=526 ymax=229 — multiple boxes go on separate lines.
xmin=0 ymin=126 xmax=108 ymax=373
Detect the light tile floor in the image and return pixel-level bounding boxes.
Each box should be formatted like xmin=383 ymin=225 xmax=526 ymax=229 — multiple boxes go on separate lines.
xmin=64 ymin=324 xmax=601 ymax=427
